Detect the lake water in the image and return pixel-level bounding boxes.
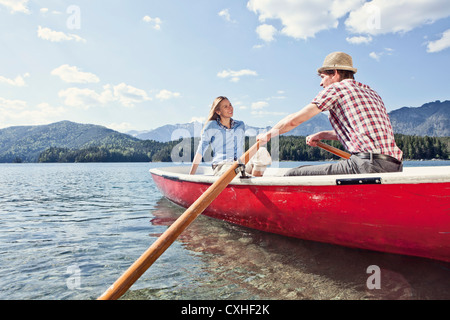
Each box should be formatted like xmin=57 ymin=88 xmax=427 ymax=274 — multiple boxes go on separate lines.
xmin=0 ymin=161 xmax=449 ymax=301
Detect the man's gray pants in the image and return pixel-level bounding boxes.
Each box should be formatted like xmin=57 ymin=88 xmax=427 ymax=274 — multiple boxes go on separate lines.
xmin=284 ymin=155 xmax=403 ymax=176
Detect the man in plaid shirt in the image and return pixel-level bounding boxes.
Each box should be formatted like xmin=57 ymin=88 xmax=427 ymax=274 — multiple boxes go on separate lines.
xmin=257 ymin=51 xmax=403 ymax=176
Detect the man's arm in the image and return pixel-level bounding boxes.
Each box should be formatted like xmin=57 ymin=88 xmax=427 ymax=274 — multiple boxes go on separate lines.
xmin=306 ymin=130 xmax=338 ymax=147
xmin=258 ymin=103 xmax=321 ymax=143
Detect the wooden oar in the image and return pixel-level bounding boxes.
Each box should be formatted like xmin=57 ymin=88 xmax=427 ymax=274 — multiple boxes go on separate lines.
xmin=316 ymin=141 xmax=351 ymax=159
xmin=97 ymin=141 xmax=260 ymax=300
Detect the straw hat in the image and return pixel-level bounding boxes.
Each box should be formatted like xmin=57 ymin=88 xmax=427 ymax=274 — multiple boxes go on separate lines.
xmin=317 ymin=52 xmax=357 ymax=74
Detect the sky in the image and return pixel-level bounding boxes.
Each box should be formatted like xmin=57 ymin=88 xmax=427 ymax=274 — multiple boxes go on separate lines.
xmin=0 ymin=0 xmax=449 ymax=132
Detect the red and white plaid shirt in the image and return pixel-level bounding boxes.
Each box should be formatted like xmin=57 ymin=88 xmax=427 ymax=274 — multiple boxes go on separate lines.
xmin=312 ymin=79 xmax=403 ymax=161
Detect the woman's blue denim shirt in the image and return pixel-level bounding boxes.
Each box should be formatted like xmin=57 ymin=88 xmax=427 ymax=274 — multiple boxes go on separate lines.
xmin=196 ymin=118 xmax=245 ymax=165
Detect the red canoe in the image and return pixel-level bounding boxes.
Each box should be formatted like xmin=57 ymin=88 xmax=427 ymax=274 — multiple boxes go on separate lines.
xmin=150 ymin=166 xmax=450 ymax=262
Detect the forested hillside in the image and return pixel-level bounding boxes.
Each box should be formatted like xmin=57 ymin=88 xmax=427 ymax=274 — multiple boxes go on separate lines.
xmin=1 ymin=120 xmax=448 ymax=163
xmin=37 ymin=135 xmax=449 ymax=163
xmin=0 ymin=121 xmax=163 ymax=162
xmin=266 ymin=135 xmax=449 ymax=161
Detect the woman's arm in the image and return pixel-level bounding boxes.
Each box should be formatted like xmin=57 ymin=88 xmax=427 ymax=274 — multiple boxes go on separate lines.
xmin=190 ymin=121 xmax=214 ymax=175
xmin=189 ymin=152 xmax=203 ymax=175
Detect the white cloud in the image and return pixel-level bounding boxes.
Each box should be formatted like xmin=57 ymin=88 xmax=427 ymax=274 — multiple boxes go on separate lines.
xmin=37 ymin=26 xmax=86 ymax=42
xmin=247 ymin=97 xmax=289 ymax=117
xmin=143 ymin=15 xmax=162 ymax=30
xmin=0 ymin=0 xmax=30 ymax=14
xmin=113 ymin=83 xmax=152 ymax=107
xmin=251 ymin=101 xmax=269 ymax=110
xmin=346 ymin=35 xmax=373 ymax=44
xmin=345 ymin=0 xmax=450 ymax=35
xmin=156 ymin=89 xmax=180 ymax=100
xmin=369 ymin=52 xmax=380 ymax=61
xmin=217 ymin=69 xmax=258 ymax=82
xmin=247 ymin=0 xmax=363 ymax=40
xmin=427 ymin=29 xmax=450 ymax=52
xmin=247 ymin=0 xmax=450 ymax=45
xmin=58 ymin=83 xmax=152 ymax=109
xmin=271 ymin=92 xmax=287 ymax=100
xmin=256 ymin=24 xmax=277 ymax=42
xmin=0 ymin=97 xmax=65 ymax=128
xmin=31 ymin=102 xmax=65 ymax=121
xmin=369 ymin=48 xmax=394 ymax=61
xmin=107 ymin=122 xmax=134 ymax=133
xmin=0 ymin=97 xmax=28 ymax=110
xmin=0 ymin=73 xmax=30 ymax=86
xmin=251 ymin=110 xmax=287 ymax=117
xmin=218 ymin=9 xmax=236 ymax=23
xmin=190 ymin=116 xmax=205 ymax=123
xmin=249 ymin=100 xmax=288 ymax=117
xmin=51 ymin=65 xmax=100 ymax=83
xmin=232 ymin=101 xmax=247 ymax=110
xmin=58 ymin=87 xmax=112 ymax=109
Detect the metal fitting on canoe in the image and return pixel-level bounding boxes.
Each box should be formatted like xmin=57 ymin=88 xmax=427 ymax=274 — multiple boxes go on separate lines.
xmin=235 ymin=159 xmax=250 ymax=179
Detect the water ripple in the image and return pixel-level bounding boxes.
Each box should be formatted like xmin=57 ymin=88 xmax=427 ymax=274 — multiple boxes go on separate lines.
xmin=1 ymin=162 xmax=449 ymax=300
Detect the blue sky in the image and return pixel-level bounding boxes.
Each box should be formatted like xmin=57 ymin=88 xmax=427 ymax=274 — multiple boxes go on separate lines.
xmin=1 ymin=0 xmax=449 ymax=132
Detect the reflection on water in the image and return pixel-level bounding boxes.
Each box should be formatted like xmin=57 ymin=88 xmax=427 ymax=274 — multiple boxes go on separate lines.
xmin=124 ymin=198 xmax=450 ymax=300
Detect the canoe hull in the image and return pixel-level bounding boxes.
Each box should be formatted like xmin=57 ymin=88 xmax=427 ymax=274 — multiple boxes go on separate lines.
xmin=150 ymin=167 xmax=450 ymax=262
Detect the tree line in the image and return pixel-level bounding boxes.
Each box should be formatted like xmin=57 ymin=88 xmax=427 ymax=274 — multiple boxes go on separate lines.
xmin=36 ymin=134 xmax=449 ymax=163
xmin=261 ymin=134 xmax=449 ymax=161
xmin=37 ymin=140 xmax=181 ymax=163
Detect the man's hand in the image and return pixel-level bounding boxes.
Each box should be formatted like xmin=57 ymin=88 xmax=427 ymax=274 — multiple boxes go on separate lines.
xmin=257 ymin=131 xmax=271 ymax=145
xmin=306 ymin=130 xmax=338 ymax=147
xmin=306 ymin=132 xmax=322 ymax=147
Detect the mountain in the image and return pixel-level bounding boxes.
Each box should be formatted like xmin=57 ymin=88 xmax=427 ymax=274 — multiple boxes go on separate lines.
xmin=130 ymin=100 xmax=449 ymax=142
xmin=1 ymin=100 xmax=448 ymax=163
xmin=285 ymin=113 xmax=333 ymax=136
xmin=132 ymin=122 xmax=203 ymax=142
xmin=389 ymin=100 xmax=450 ymax=136
xmin=130 ymin=113 xmax=333 ymax=142
xmin=0 ymin=120 xmax=141 ymax=162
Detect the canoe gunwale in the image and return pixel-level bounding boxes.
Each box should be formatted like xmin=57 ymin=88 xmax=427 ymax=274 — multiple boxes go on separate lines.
xmin=149 ymin=165 xmax=450 ymax=186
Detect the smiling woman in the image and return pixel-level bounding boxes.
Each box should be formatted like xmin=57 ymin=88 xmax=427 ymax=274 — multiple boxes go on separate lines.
xmin=189 ymin=96 xmax=246 ymax=175
xmin=189 ymin=96 xmax=272 ymax=177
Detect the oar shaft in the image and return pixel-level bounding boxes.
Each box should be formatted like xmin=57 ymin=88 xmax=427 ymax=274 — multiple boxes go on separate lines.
xmin=316 ymin=141 xmax=351 ymax=159
xmin=98 ymin=142 xmax=260 ymax=300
